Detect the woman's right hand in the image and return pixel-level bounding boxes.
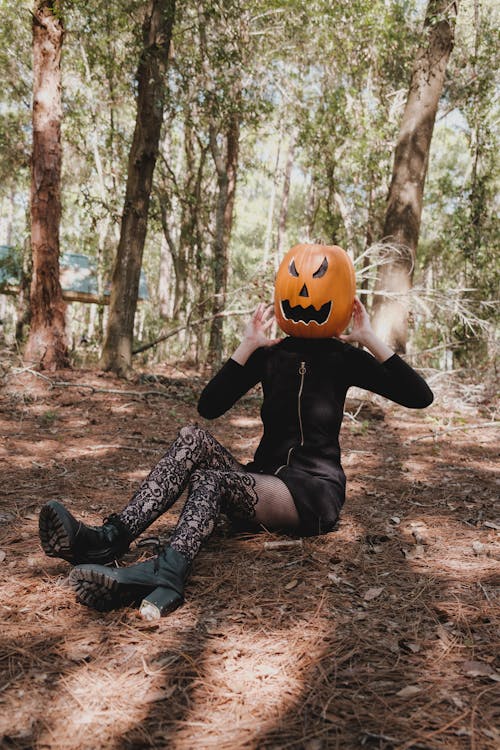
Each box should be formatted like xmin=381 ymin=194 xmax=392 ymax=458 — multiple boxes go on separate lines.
xmin=242 ymin=303 xmax=282 ymax=349
xmin=232 ymin=303 xmax=282 ymax=365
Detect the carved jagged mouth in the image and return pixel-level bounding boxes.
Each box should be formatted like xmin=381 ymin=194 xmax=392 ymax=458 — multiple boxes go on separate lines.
xmin=280 ymin=299 xmax=332 ymax=325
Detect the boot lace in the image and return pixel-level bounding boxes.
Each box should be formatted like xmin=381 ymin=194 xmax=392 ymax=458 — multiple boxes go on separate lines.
xmin=136 ymin=536 xmax=165 ymax=573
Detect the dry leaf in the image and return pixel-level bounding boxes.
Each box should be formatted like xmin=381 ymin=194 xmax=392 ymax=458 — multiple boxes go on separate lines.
xmin=410 ymin=523 xmax=429 ymax=545
xmin=484 ymin=520 xmax=500 ymax=530
xmin=141 ymin=685 xmax=176 ymax=704
xmin=304 ymin=740 xmax=323 ymax=750
xmin=399 ymin=639 xmax=421 ymax=654
xmin=0 ymin=550 xmax=6 ymax=563
xmin=482 ymin=729 xmax=500 ymax=741
xmin=327 ymin=572 xmax=342 ymax=584
xmin=402 ymin=544 xmax=426 ymax=560
xmin=364 ymin=587 xmax=384 ymax=601
xmin=285 ymin=579 xmax=299 ymax=590
xmin=396 ymin=685 xmax=422 ymax=698
xmin=462 ymin=661 xmax=500 ymax=681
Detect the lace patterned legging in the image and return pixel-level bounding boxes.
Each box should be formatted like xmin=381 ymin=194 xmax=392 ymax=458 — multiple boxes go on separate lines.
xmin=118 ymin=425 xmax=300 ymax=562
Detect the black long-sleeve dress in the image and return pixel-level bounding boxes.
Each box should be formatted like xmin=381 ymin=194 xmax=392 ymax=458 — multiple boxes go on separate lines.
xmin=198 ymin=337 xmax=433 ymax=536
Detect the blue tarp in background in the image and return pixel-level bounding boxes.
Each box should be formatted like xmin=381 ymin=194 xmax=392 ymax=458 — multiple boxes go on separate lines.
xmin=0 ymin=246 xmax=149 ymax=300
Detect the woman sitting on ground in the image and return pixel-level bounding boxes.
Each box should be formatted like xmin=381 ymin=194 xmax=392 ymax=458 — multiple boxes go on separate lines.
xmin=39 ymin=290 xmax=433 ymax=620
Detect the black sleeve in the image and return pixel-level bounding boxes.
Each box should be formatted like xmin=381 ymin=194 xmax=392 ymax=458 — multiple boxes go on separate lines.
xmin=197 ymin=348 xmax=266 ymax=419
xmin=343 ymin=345 xmax=434 ymax=408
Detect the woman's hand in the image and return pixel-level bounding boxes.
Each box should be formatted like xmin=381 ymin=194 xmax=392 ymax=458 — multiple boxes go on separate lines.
xmin=242 ymin=303 xmax=281 ymax=349
xmin=232 ymin=303 xmax=282 ymax=365
xmin=340 ymin=296 xmax=394 ymax=362
xmin=340 ymin=296 xmax=373 ymax=346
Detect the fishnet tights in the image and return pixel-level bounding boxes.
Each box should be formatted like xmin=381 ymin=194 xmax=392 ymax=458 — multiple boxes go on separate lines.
xmin=118 ymin=425 xmax=299 ymax=562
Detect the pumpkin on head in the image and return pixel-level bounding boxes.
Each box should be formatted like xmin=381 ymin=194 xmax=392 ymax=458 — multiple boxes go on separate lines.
xmin=274 ymin=243 xmax=356 ymax=338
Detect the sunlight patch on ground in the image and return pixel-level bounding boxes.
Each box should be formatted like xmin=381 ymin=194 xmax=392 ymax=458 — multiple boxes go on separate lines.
xmin=37 ymin=663 xmax=163 ymax=750
xmin=396 ymin=513 xmax=499 ymax=579
xmin=171 ymin=619 xmax=332 ymax=749
xmin=229 ymin=416 xmax=261 ymax=428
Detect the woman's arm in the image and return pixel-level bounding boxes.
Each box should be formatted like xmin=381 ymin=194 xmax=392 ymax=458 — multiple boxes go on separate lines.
xmin=198 ymin=304 xmax=281 ymax=419
xmin=341 ymin=297 xmax=434 ymax=408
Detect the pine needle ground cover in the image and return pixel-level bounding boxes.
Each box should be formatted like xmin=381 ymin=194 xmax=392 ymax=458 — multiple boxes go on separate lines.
xmin=0 ymin=364 xmax=498 ymax=750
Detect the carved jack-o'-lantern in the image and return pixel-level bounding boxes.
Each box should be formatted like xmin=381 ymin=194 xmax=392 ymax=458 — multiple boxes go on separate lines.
xmin=274 ymin=244 xmax=356 ymax=338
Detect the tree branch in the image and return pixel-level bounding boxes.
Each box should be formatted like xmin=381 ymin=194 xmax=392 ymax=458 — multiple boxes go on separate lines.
xmin=132 ymin=309 xmax=252 ymax=355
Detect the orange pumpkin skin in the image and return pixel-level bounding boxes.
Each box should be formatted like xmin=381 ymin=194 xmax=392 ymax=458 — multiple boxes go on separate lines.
xmin=274 ymin=244 xmax=356 ymax=338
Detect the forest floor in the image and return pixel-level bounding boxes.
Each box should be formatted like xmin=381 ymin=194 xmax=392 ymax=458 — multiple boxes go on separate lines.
xmin=0 ymin=355 xmax=498 ymax=750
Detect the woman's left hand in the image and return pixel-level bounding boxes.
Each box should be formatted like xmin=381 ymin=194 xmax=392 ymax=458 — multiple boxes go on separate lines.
xmin=340 ymin=297 xmax=374 ymax=346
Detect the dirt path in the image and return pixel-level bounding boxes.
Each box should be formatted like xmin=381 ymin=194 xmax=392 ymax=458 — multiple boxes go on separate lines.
xmin=0 ymin=366 xmax=498 ymax=750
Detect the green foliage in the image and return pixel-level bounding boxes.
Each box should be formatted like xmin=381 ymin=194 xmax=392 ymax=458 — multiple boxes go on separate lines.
xmin=417 ymin=0 xmax=499 ymax=366
xmin=0 ymin=0 xmax=497 ymax=367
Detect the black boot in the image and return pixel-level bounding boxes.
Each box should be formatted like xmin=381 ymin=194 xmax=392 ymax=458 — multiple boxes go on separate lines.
xmin=39 ymin=500 xmax=134 ymax=565
xmin=69 ymin=545 xmax=190 ymax=620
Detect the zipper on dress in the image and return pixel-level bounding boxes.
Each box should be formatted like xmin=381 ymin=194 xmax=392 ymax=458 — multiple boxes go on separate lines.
xmin=275 ymin=361 xmax=307 ymax=475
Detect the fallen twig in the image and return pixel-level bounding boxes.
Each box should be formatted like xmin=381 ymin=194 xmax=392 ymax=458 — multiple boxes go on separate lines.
xmin=88 ymin=444 xmax=161 ymax=454
xmin=263 ymin=540 xmax=303 ymax=551
xmin=50 ymin=381 xmax=172 ymax=399
xmin=406 ymin=421 xmax=499 ymax=442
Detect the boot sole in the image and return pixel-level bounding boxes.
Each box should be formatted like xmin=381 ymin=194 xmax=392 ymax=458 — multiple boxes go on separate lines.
xmin=39 ymin=501 xmax=76 ymax=563
xmin=70 ymin=567 xmax=147 ymax=612
xmin=39 ymin=501 xmax=128 ymax=566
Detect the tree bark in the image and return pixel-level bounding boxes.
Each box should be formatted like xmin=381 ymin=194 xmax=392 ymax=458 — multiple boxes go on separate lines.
xmin=263 ymin=129 xmax=282 ymax=267
xmin=157 ymin=115 xmax=209 ymax=323
xmin=371 ymin=0 xmax=459 ymax=352
xmin=158 ymin=233 xmax=173 ymax=319
xmin=24 ymin=0 xmax=69 ymax=370
xmin=207 ymin=113 xmax=240 ymax=369
xmin=99 ymin=0 xmax=176 ymax=376
xmin=275 ymin=133 xmax=296 ymax=270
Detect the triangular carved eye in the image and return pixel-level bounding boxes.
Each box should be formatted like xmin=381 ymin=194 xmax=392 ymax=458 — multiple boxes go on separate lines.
xmin=289 ymin=259 xmax=299 ymax=277
xmin=313 ymin=257 xmax=328 ymax=278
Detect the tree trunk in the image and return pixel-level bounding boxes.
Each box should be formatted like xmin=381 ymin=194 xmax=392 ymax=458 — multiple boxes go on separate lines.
xmin=207 ymin=113 xmax=240 ymax=369
xmin=275 ymin=133 xmax=296 ymax=270
xmin=263 ymin=130 xmax=282 ymax=267
xmin=15 ymin=237 xmax=33 ymax=346
xmin=99 ymin=0 xmax=176 ymax=376
xmin=371 ymin=0 xmax=459 ymax=352
xmin=24 ymin=0 xmax=69 ymax=370
xmin=359 ymin=179 xmax=375 ymax=308
xmin=158 ymin=233 xmax=174 ymax=319
xmin=305 ymin=178 xmax=318 ymax=240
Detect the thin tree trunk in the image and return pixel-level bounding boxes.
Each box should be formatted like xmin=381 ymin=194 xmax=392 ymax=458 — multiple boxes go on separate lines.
xmin=263 ymin=130 xmax=283 ymax=267
xmin=466 ymin=0 xmax=482 ymax=276
xmin=158 ymin=233 xmax=173 ymax=319
xmin=371 ymin=0 xmax=460 ymax=352
xmin=16 ymin=234 xmax=33 ymax=345
xmin=275 ymin=133 xmax=296 ymax=270
xmin=207 ymin=113 xmax=240 ymax=369
xmin=99 ymin=0 xmax=175 ymax=376
xmin=305 ymin=177 xmax=318 ymax=240
xmin=2 ymin=191 xmax=15 ymax=247
xmin=359 ymin=179 xmax=375 ymax=308
xmin=159 ymin=200 xmax=187 ymax=319
xmin=24 ymin=0 xmax=69 ymax=370
xmin=333 ymin=190 xmax=355 ymax=253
